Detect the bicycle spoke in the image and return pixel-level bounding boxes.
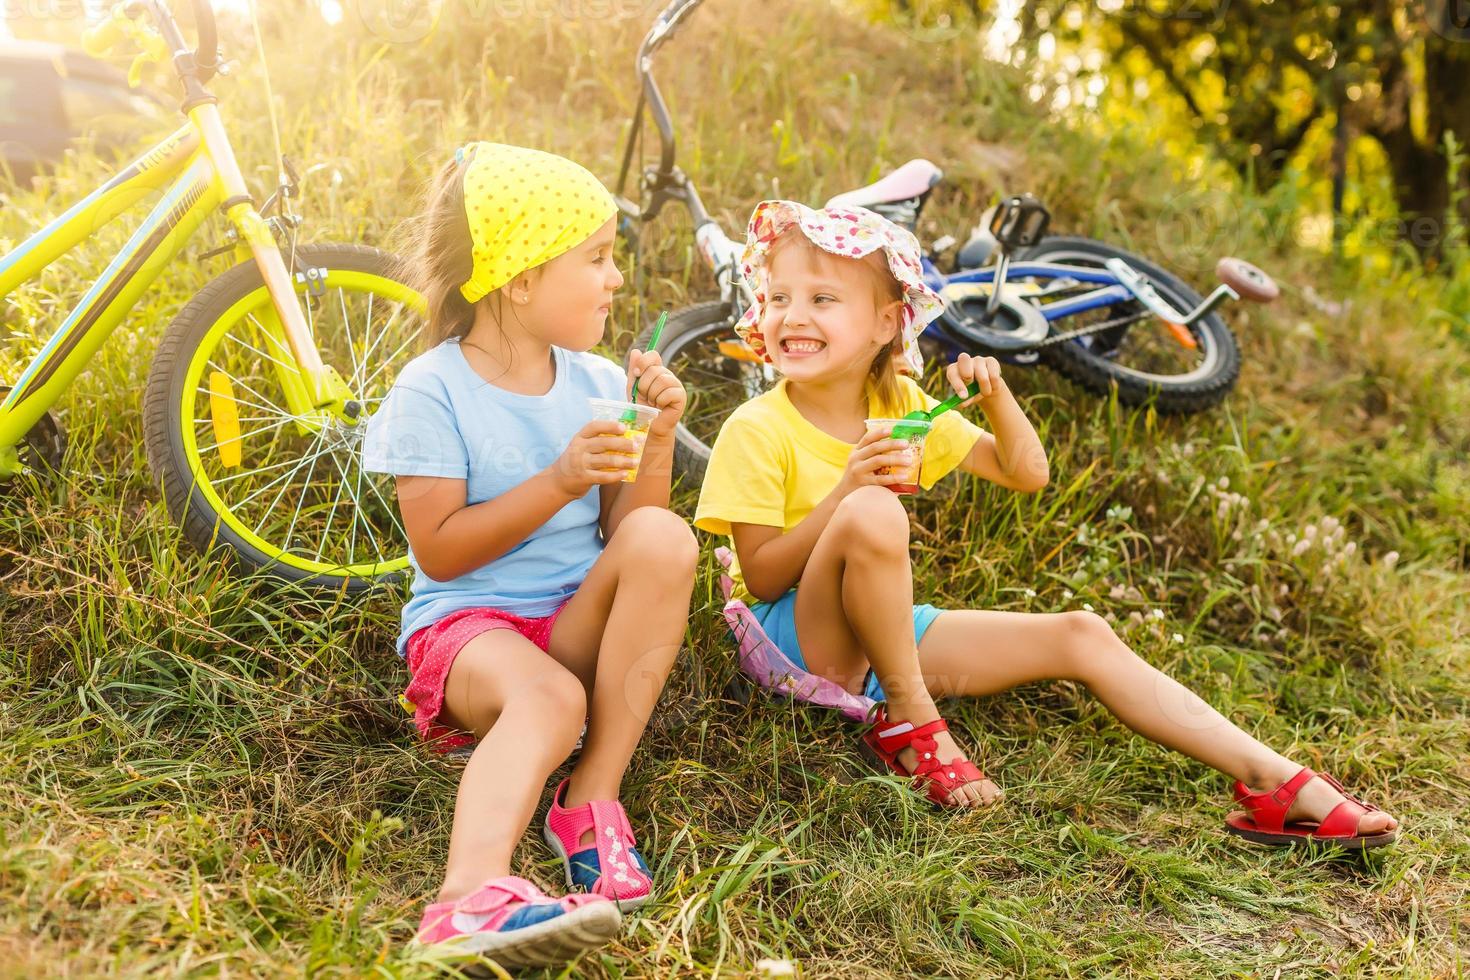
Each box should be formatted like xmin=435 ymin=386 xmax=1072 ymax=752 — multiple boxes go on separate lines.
xmin=322 ymin=442 xmax=388 ymax=568
xmin=302 ymin=290 xmax=316 ymax=344
xmin=279 ymin=435 xmax=330 ymax=555
xmin=193 ymin=386 xmax=299 ymax=423
xmin=200 ymin=362 xmax=294 ymax=419
xmin=231 ymin=445 xmax=334 ymax=517
xmin=359 ymin=462 xmax=407 ymax=543
xmin=359 ymin=325 xmax=422 ymax=392
xmin=314 ymin=443 xmax=367 ymax=565
xmin=339 ymin=288 xmax=364 ymax=391
xmin=354 ymin=293 xmax=377 ymax=392
xmin=235 ymin=316 xmax=304 ymax=375
xmin=355 ymin=300 xmax=400 ymax=381
xmin=349 ymin=459 xmax=386 ymax=565
xmin=212 ymin=435 xmax=333 ymax=488
xmin=196 ymin=413 xmax=297 ymax=456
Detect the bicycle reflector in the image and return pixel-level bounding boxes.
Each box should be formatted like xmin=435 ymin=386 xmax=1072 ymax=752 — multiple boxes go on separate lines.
xmin=988 ymin=194 xmax=1051 ymax=250
xmin=207 ymin=370 xmax=243 ymax=469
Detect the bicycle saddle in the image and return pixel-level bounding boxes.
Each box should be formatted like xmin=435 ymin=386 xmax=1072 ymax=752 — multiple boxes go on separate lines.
xmin=826 ymin=159 xmax=943 ymax=211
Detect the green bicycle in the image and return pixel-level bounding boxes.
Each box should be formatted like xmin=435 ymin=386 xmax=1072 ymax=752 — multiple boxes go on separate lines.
xmin=0 ymin=0 xmax=423 ymax=592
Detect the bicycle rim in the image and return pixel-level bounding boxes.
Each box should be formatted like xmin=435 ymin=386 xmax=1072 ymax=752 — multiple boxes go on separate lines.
xmin=177 ymin=269 xmax=423 ymax=581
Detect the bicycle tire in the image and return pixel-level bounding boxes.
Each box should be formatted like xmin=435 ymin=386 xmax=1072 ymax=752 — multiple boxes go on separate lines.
xmin=144 ymin=243 xmax=424 ymax=592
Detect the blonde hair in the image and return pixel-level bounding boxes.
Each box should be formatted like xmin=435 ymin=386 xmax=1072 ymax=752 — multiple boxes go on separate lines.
xmin=394 ymin=157 xmax=535 ymax=355
xmin=766 ymin=229 xmax=906 ymax=409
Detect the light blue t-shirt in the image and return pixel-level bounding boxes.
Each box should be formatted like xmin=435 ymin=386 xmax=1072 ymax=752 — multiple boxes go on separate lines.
xmin=362 ymin=337 xmax=626 ymax=657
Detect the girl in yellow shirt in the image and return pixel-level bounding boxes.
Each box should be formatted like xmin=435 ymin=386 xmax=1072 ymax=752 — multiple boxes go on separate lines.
xmin=694 ymin=200 xmax=1396 ymax=850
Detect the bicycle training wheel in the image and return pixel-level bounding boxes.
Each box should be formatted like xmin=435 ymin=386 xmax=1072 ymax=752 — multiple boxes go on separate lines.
xmin=143 ymin=243 xmax=423 ymax=592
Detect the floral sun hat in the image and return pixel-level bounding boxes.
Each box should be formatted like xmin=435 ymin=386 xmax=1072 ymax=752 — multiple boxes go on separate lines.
xmin=733 ymin=199 xmax=945 ymax=375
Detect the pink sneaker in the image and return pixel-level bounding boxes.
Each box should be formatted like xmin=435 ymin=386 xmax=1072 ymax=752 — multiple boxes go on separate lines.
xmin=415 ymin=874 xmax=620 ymax=968
xmin=543 ymin=778 xmax=654 ymax=909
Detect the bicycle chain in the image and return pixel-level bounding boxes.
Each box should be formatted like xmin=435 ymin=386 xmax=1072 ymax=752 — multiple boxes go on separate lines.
xmin=948 ymin=305 xmax=1154 ymax=352
xmin=1032 ymin=308 xmax=1152 ymax=349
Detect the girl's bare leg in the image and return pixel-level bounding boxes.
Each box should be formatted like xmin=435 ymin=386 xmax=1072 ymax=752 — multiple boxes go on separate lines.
xmin=546 ymin=507 xmax=697 ymax=840
xmin=913 ymin=608 xmax=1397 ymax=834
xmin=435 ymin=631 xmax=589 ymax=901
xmin=792 ymin=486 xmax=998 ymax=807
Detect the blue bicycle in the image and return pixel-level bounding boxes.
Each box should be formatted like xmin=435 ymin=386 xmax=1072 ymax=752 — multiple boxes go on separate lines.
xmin=622 ymin=0 xmax=1280 ymax=481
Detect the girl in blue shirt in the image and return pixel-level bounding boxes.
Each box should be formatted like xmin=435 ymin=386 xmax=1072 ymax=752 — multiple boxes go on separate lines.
xmin=363 ymin=143 xmax=695 ymax=967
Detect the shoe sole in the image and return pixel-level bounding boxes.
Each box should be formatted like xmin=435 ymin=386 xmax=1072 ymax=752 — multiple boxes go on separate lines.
xmin=448 ymin=900 xmax=623 ymax=969
xmin=542 ymin=820 xmax=651 ymax=911
xmin=1223 ymin=821 xmax=1397 ymax=852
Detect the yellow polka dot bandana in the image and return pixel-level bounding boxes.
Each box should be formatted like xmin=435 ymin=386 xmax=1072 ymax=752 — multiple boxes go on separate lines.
xmin=455 ymin=142 xmax=617 ymax=303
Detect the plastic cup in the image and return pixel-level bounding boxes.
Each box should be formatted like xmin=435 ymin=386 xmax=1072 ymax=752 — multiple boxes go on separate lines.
xmin=589 ymin=398 xmax=659 ymax=482
xmin=865 ymin=417 xmax=930 ymax=495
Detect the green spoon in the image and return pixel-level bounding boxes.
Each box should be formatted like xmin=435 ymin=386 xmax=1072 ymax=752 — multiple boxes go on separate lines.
xmin=891 ymin=381 xmax=980 ymax=439
xmin=624 ymin=310 xmax=668 ymax=423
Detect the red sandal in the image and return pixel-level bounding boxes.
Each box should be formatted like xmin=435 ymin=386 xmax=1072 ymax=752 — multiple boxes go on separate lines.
xmin=1224 ymin=766 xmax=1397 ymax=851
xmin=860 ymin=705 xmax=990 ymax=808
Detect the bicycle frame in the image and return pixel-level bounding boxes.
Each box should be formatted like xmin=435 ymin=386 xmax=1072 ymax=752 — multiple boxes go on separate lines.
xmin=0 ymin=103 xmax=352 ymax=479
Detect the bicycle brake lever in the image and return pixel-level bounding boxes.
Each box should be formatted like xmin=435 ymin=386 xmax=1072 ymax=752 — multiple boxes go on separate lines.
xmin=281 ymin=155 xmax=302 ymax=198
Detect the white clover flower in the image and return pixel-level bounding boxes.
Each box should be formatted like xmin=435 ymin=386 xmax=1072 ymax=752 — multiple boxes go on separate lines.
xmin=1082 ymin=603 xmax=1094 ymax=611
xmin=1217 ymin=476 xmax=1229 ymax=489
xmin=1062 ymin=589 xmax=1074 ymax=600
xmin=1383 ymin=551 xmax=1400 ymax=568
xmin=1292 ymin=538 xmax=1312 ymax=556
xmin=1150 ymin=608 xmax=1165 ymax=620
xmin=1024 ymin=588 xmax=1037 ymax=598
xmin=756 ymin=960 xmax=796 ymax=978
xmin=1303 ymin=524 xmax=1317 ymax=539
xmin=1172 ymin=632 xmax=1184 ymax=643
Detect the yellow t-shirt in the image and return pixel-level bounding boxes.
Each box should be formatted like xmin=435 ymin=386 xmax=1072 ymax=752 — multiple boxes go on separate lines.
xmin=694 ymin=375 xmax=984 ymax=606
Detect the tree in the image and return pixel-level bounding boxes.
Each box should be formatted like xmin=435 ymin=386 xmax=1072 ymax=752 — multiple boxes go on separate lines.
xmin=1014 ymin=0 xmax=1470 ymax=259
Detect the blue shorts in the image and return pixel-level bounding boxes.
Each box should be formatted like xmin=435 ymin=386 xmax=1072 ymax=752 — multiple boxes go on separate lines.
xmin=748 ymin=590 xmax=945 ymax=702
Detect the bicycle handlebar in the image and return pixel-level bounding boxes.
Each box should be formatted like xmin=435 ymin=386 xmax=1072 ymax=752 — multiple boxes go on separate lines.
xmin=631 ymin=0 xmax=705 ymax=181
xmin=191 ymin=0 xmax=219 ymax=73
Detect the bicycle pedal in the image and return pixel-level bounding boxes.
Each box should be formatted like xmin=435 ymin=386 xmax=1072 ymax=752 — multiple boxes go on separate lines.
xmin=988 ymin=193 xmax=1051 ymax=251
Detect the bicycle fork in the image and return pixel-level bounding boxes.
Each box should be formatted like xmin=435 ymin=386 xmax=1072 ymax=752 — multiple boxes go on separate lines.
xmin=190 ymin=104 xmax=356 ymax=433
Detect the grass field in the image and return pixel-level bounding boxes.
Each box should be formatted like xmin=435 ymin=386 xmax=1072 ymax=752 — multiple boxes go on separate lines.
xmin=1 ymin=1 xmax=1467 ymax=976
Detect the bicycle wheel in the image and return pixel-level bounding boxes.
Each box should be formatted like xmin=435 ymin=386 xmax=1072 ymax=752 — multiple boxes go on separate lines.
xmin=144 ymin=243 xmax=424 ymax=592
xmin=632 ymin=301 xmax=771 ymax=484
xmin=1016 ymin=236 xmax=1240 ymax=413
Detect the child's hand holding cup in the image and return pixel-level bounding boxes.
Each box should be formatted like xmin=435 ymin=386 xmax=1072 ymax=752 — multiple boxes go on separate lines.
xmin=588 ymin=397 xmax=659 ymax=482
xmin=863 ymin=417 xmax=931 ymax=495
